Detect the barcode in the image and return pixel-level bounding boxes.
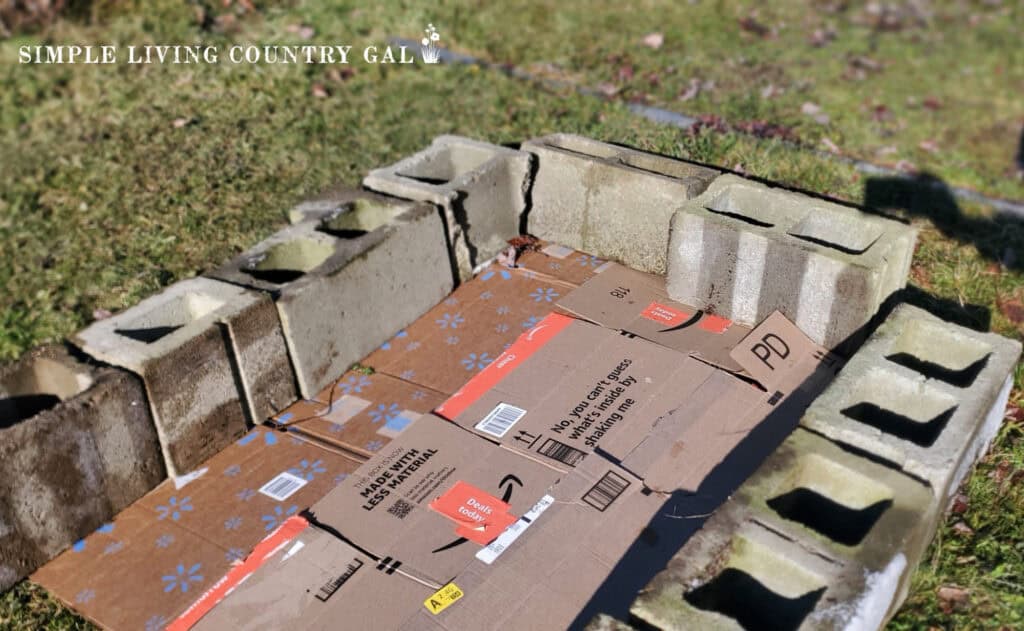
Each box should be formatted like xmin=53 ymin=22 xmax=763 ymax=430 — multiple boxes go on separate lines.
xmin=475 ymin=403 xmax=527 ymax=438
xmin=387 ymin=498 xmax=414 ymax=520
xmin=536 ymin=438 xmax=586 ymax=467
xmin=316 ymin=559 xmax=363 ymax=602
xmin=581 ymin=471 xmax=630 ymax=511
xmin=258 ymin=471 xmax=308 ymax=501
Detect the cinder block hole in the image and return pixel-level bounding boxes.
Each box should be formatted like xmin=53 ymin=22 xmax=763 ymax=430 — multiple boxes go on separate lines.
xmin=684 ymin=533 xmax=828 ymax=630
xmin=543 ymin=134 xmax=620 ymax=158
xmin=0 ymin=357 xmax=93 ymax=425
xmin=244 ymin=239 xmax=335 ymax=284
xmin=886 ymin=319 xmax=992 ymax=387
xmin=704 ymin=189 xmax=783 ymax=228
xmin=787 ymin=212 xmax=883 ymax=255
xmin=841 ymin=369 xmax=958 ymax=447
xmin=317 ymin=199 xmax=402 ymax=238
xmin=396 ymin=144 xmax=493 ymax=185
xmin=766 ymin=454 xmax=893 ymax=545
xmin=115 ymin=293 xmax=226 ymax=343
xmin=685 ymin=568 xmax=826 ymax=631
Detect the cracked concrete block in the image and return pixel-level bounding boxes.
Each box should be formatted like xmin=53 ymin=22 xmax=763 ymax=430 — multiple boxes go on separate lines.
xmin=522 ymin=133 xmax=719 ymax=274
xmin=72 ymin=277 xmax=295 ymax=476
xmin=363 ymin=135 xmax=532 ymax=280
xmin=801 ymin=304 xmax=1022 ymax=506
xmin=666 ymin=174 xmax=917 ymax=350
xmin=0 ymin=346 xmax=164 ymax=591
xmin=209 ymin=190 xmax=453 ymax=399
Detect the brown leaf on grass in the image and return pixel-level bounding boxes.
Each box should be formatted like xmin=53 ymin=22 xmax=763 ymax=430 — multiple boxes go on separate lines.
xmin=642 ymin=32 xmax=664 ymax=49
xmin=894 ymin=159 xmax=918 ymax=173
xmin=326 ymin=67 xmax=356 ymax=83
xmin=738 ymin=15 xmax=773 ymax=38
xmin=678 ymin=78 xmax=702 ymax=101
xmin=871 ymin=103 xmax=891 ymax=122
xmin=92 ymin=308 xmax=112 ymax=321
xmin=311 ymin=83 xmax=329 ymax=98
xmin=809 ymin=27 xmax=837 ymax=47
xmin=597 ymin=82 xmax=620 ymax=97
xmin=936 ymin=585 xmax=970 ymax=613
xmin=990 ymin=459 xmax=1011 ymax=484
xmin=761 ymin=84 xmax=783 ymax=99
xmin=1004 ymin=404 xmax=1023 ymax=425
xmin=735 ymin=119 xmax=798 ymax=142
xmin=996 ymin=295 xmax=1024 ymax=325
xmin=801 ymin=102 xmax=830 ymax=125
xmin=950 ymin=494 xmax=969 ymax=514
xmin=616 ymin=64 xmax=634 ymax=82
xmin=919 ymin=139 xmax=940 ymax=153
xmin=172 ymin=118 xmax=191 ymax=129
xmin=923 ymin=96 xmax=943 ymax=110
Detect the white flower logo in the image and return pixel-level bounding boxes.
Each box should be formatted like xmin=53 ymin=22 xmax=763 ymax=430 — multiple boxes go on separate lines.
xmin=421 ymin=23 xmax=441 ymax=64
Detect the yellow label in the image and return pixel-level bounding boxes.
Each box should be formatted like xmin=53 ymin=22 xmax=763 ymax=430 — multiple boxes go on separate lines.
xmin=423 ymin=582 xmax=464 ymax=615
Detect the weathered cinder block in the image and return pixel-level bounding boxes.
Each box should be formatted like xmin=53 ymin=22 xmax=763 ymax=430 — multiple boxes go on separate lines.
xmin=666 ymin=175 xmax=917 ymax=350
xmin=209 ymin=190 xmax=453 ymax=399
xmin=363 ymin=135 xmax=532 ymax=280
xmin=72 ymin=277 xmax=295 ymax=476
xmin=0 ymin=346 xmax=164 ymax=591
xmin=522 ymin=133 xmax=719 ymax=274
xmin=801 ymin=304 xmax=1021 ymax=506
xmin=632 ymin=428 xmax=940 ymax=631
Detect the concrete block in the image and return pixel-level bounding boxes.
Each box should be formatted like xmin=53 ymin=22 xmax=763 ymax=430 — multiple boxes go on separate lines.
xmin=584 ymin=614 xmax=636 ymax=631
xmin=0 ymin=346 xmax=164 ymax=591
xmin=522 ymin=133 xmax=719 ymax=274
xmin=208 ymin=190 xmax=453 ymax=398
xmin=632 ymin=518 xmax=844 ymax=631
xmin=666 ymin=174 xmax=917 ymax=350
xmin=72 ymin=277 xmax=295 ymax=475
xmin=363 ymin=135 xmax=532 ymax=279
xmin=801 ymin=304 xmax=1022 ymax=505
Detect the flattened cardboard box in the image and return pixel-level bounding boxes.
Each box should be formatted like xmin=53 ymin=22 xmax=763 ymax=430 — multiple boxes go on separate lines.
xmin=33 ymin=426 xmax=361 ymax=631
xmin=557 ymin=262 xmax=751 ymax=373
xmin=436 ymin=310 xmax=839 ymax=491
xmin=436 ymin=312 xmax=723 ymax=473
xmin=399 ymin=456 xmax=664 ymax=631
xmin=363 ymin=262 xmax=576 ymax=395
xmin=270 ymin=370 xmax=447 ymax=459
xmin=307 ymin=414 xmax=563 ymax=586
xmin=183 ymin=517 xmax=432 ymax=631
xmin=514 ymin=242 xmax=612 ymax=287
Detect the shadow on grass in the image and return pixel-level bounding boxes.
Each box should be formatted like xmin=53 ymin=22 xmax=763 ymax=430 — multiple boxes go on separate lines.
xmin=864 ymin=173 xmax=1024 ymax=272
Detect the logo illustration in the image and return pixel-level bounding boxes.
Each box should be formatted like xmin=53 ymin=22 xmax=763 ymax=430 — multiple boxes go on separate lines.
xmin=431 ymin=475 xmax=522 ymax=553
xmin=421 ymin=24 xmax=441 ymax=64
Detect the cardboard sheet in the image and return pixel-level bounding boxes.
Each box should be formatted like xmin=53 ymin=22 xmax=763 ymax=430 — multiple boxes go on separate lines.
xmin=557 ymin=263 xmax=752 ymax=372
xmin=270 ymin=370 xmax=447 ymax=459
xmin=32 ymin=427 xmax=362 ymax=631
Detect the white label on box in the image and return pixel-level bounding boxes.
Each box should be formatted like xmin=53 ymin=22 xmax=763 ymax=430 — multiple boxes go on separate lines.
xmin=541 ymin=244 xmax=574 ymax=259
xmin=475 ymin=403 xmax=527 ymax=438
xmin=258 ymin=471 xmax=308 ymax=501
xmin=476 ymin=494 xmax=554 ymax=565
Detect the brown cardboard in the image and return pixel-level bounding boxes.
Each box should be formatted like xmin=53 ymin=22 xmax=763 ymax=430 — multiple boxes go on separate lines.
xmin=269 ymin=370 xmax=447 ymax=459
xmin=514 ymin=242 xmax=612 ymax=287
xmin=435 ymin=313 xmax=719 ymax=472
xmin=398 ymin=456 xmax=665 ymax=631
xmin=306 ymin=414 xmax=563 ymax=585
xmin=363 ymin=262 xmax=576 ymax=395
xmin=621 ymin=310 xmax=843 ymax=492
xmin=556 ymin=262 xmax=752 ymax=372
xmin=32 ymin=426 xmax=362 ymax=631
xmin=188 ymin=518 xmax=432 ymax=631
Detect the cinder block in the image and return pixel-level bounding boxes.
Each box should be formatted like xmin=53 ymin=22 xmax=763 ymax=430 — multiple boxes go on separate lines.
xmin=584 ymin=614 xmax=636 ymax=631
xmin=0 ymin=346 xmax=164 ymax=591
xmin=363 ymin=135 xmax=532 ymax=279
xmin=522 ymin=133 xmax=719 ymax=274
xmin=801 ymin=304 xmax=1022 ymax=505
xmin=632 ymin=518 xmax=845 ymax=631
xmin=209 ymin=190 xmax=453 ymax=399
xmin=72 ymin=277 xmax=295 ymax=475
xmin=666 ymin=174 xmax=917 ymax=349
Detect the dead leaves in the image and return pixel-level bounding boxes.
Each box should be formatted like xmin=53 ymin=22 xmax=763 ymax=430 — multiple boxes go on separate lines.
xmin=936 ymin=585 xmax=970 ymax=614
xmin=641 ymin=32 xmax=664 ymax=50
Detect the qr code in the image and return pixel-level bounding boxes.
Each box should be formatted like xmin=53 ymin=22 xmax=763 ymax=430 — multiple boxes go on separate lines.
xmin=387 ymin=499 xmax=414 ymax=520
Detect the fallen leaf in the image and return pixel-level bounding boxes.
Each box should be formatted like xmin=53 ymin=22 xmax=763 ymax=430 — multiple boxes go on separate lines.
xmin=989 ymin=459 xmax=1011 ymax=483
xmin=821 ymin=136 xmax=841 ymax=153
xmin=678 ymin=78 xmax=702 ymax=101
xmin=616 ymin=64 xmax=634 ymax=82
xmin=597 ymin=82 xmax=620 ymax=97
xmin=761 ymin=83 xmax=782 ymax=99
xmin=923 ymin=96 xmax=943 ymax=110
xmin=997 ymin=295 xmax=1024 ymax=325
xmin=919 ymin=139 xmax=939 ymax=153
xmin=172 ymin=118 xmax=190 ymax=129
xmin=894 ymin=159 xmax=918 ymax=173
xmin=738 ymin=15 xmax=772 ymax=38
xmin=952 ymin=521 xmax=973 ymax=537
xmin=642 ymin=32 xmax=664 ymax=49
xmin=311 ymin=83 xmax=328 ymax=98
xmin=950 ymin=494 xmax=969 ymax=514
xmin=808 ymin=27 xmax=837 ymax=47
xmin=872 ymin=103 xmax=891 ymax=122
xmin=92 ymin=308 xmax=112 ymax=321
xmin=936 ymin=585 xmax=970 ymax=613
xmin=801 ymin=102 xmax=830 ymax=125
xmin=877 ymin=145 xmax=898 ymax=156
xmin=299 ymin=25 xmax=315 ymax=40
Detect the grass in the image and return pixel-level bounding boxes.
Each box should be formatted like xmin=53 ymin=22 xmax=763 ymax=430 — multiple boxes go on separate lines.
xmin=1 ymin=2 xmax=1022 ymax=629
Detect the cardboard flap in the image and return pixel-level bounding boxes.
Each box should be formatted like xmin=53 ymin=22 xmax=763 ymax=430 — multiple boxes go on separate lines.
xmin=730 ymin=311 xmax=841 ymax=391
xmin=556 ymin=263 xmax=750 ymax=372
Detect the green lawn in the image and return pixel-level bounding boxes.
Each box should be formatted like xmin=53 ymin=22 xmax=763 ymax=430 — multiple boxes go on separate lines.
xmin=1 ymin=2 xmax=1022 ymax=629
